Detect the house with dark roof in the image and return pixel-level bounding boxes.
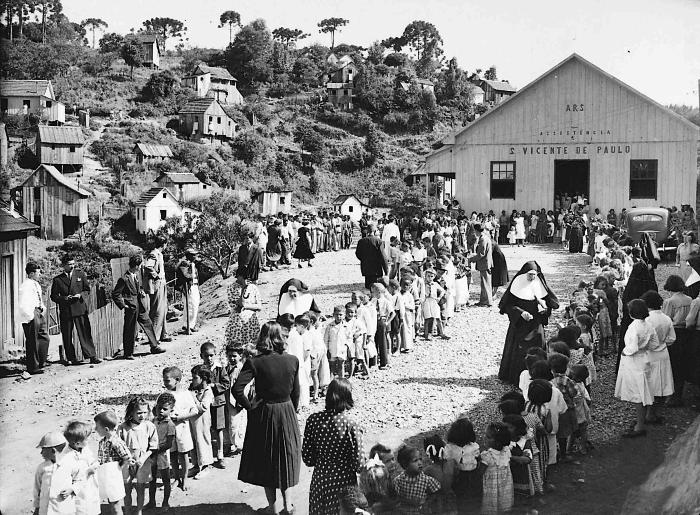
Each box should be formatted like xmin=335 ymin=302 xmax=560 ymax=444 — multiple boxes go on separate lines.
xmin=36 ymin=125 xmax=86 ymax=172
xmin=124 ymin=33 xmax=161 ymax=68
xmin=182 ymin=64 xmax=243 ymax=105
xmin=133 ymin=142 xmax=173 ymax=167
xmin=19 ymin=164 xmax=90 ymax=240
xmin=331 ymin=194 xmax=368 ymax=221
xmin=178 ymin=97 xmax=236 ymax=142
xmin=0 ymin=202 xmax=38 ymax=357
xmin=479 ymin=79 xmax=517 ymax=103
xmin=154 ymin=172 xmax=212 ymax=203
xmin=133 ymin=187 xmax=201 ymax=234
xmin=0 ymin=79 xmax=65 ymax=124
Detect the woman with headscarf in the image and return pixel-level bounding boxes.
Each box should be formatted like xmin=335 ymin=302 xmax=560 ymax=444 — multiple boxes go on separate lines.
xmin=278 ymin=278 xmax=321 ymax=318
xmin=498 ymin=261 xmax=559 ymax=385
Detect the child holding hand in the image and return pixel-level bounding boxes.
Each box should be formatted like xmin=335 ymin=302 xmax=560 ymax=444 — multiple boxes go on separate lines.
xmin=162 ymin=366 xmax=198 ymax=491
xmin=444 ymin=417 xmax=481 ymax=510
xmin=94 ymin=411 xmax=130 ymax=514
xmin=146 ymin=393 xmax=176 ymax=510
xmin=225 ymin=345 xmax=249 ymax=453
xmin=308 ymin=312 xmax=331 ymax=400
xmin=200 ymin=341 xmax=229 ymax=468
xmin=64 ymin=421 xmax=99 ymax=515
xmin=423 ymin=435 xmax=456 ymax=515
xmin=34 ymin=431 xmax=84 ymax=515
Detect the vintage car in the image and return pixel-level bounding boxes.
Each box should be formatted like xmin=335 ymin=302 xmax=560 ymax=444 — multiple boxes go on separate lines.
xmin=624 ymin=207 xmax=678 ymax=253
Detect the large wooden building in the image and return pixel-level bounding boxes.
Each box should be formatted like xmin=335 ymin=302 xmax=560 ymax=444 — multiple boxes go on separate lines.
xmin=36 ymin=125 xmax=86 ymax=173
xmin=0 ymin=79 xmax=65 ymax=124
xmin=424 ymin=54 xmax=700 ymax=214
xmin=182 ymin=64 xmax=244 ymax=105
xmin=0 ymin=203 xmax=37 ymax=358
xmin=20 ymin=164 xmax=90 ymax=240
xmin=178 ymin=97 xmax=236 ymax=142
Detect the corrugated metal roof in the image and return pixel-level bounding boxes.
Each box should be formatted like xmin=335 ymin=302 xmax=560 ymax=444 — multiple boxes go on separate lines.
xmin=0 ymin=203 xmax=38 ymax=234
xmin=156 ymin=172 xmax=200 ymax=184
xmin=21 ymin=164 xmax=90 ymax=197
xmin=38 ymin=126 xmax=86 ymax=145
xmin=481 ymin=79 xmax=517 ymax=93
xmin=179 ymin=97 xmax=217 ymax=115
xmin=189 ymin=64 xmax=236 ymax=81
xmin=134 ymin=142 xmax=173 ymax=158
xmin=0 ymin=79 xmax=51 ymax=97
xmin=124 ymin=33 xmax=160 ymax=44
xmin=134 ymin=187 xmax=177 ymax=207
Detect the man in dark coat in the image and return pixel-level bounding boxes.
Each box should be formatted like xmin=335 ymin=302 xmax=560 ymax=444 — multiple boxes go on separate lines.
xmin=50 ymin=254 xmax=101 ymax=365
xmin=469 ymin=223 xmax=494 ymax=306
xmin=355 ymin=223 xmax=389 ymax=289
xmin=112 ymin=254 xmax=165 ymax=359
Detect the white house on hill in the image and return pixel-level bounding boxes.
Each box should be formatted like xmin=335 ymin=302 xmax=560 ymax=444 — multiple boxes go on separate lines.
xmin=182 ymin=64 xmax=244 ymax=105
xmin=332 ymin=194 xmax=368 ymax=221
xmin=133 ymin=187 xmax=201 ymax=234
xmin=0 ymin=79 xmax=65 ymax=124
xmin=154 ymin=172 xmax=212 ymax=203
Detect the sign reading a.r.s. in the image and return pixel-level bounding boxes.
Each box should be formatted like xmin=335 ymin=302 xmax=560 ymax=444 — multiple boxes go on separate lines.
xmin=565 ymin=104 xmax=584 ymax=112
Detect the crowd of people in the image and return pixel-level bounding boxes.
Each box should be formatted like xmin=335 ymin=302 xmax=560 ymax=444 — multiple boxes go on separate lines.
xmin=23 ymin=200 xmax=700 ymax=515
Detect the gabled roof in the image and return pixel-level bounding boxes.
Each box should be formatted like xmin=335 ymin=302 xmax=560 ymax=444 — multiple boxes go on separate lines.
xmin=155 ymin=172 xmax=200 ymax=184
xmin=188 ymin=64 xmax=236 ymax=81
xmin=125 ymin=33 xmax=160 ymax=45
xmin=450 ymin=53 xmax=699 ymax=143
xmin=415 ymin=78 xmax=434 ymax=86
xmin=481 ymin=79 xmax=516 ymax=93
xmin=179 ymin=97 xmax=224 ymax=115
xmin=0 ymin=202 xmax=38 ymax=234
xmin=22 ymin=164 xmax=90 ymax=197
xmin=0 ymin=79 xmax=53 ymax=98
xmin=332 ymin=194 xmax=367 ymax=206
xmin=252 ymin=190 xmax=292 ymax=200
xmin=134 ymin=142 xmax=173 ymax=158
xmin=38 ymin=125 xmax=86 ymax=145
xmin=134 ymin=187 xmax=178 ymax=207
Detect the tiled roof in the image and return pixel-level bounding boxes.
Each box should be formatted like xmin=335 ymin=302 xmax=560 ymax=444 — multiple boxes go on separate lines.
xmin=179 ymin=97 xmax=217 ymax=115
xmin=0 ymin=203 xmax=38 ymax=234
xmin=0 ymin=79 xmax=51 ymax=97
xmin=189 ymin=64 xmax=236 ymax=81
xmin=134 ymin=187 xmax=176 ymax=207
xmin=134 ymin=142 xmax=173 ymax=158
xmin=481 ymin=79 xmax=517 ymax=93
xmin=38 ymin=126 xmax=86 ymax=145
xmin=156 ymin=172 xmax=200 ymax=184
xmin=22 ymin=164 xmax=90 ymax=197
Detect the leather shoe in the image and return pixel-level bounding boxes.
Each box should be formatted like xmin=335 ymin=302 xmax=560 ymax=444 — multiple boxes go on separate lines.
xmin=90 ymin=357 xmax=102 ymax=364
xmin=151 ymin=346 xmax=166 ymax=354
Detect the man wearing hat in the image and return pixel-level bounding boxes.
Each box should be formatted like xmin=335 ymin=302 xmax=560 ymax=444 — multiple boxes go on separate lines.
xmin=176 ymin=248 xmax=201 ymax=332
xmin=356 ymin=223 xmax=389 ymax=289
xmin=469 ymin=223 xmax=494 ymax=307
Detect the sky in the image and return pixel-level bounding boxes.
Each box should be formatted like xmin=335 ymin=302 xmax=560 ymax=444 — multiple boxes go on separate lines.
xmin=63 ymin=0 xmax=700 ymax=106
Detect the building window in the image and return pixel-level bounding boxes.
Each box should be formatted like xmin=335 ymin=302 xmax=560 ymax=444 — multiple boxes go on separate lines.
xmin=136 ymin=210 xmax=139 ymax=220
xmin=280 ymin=196 xmax=286 ymax=205
xmin=490 ymin=161 xmax=516 ymax=199
xmin=179 ymin=184 xmax=183 ymax=190
xmin=23 ymin=99 xmax=31 ymax=108
xmin=348 ymin=205 xmax=353 ymax=212
xmin=142 ymin=209 xmax=146 ymax=219
xmin=162 ymin=193 xmax=167 ymax=199
xmin=203 ymin=184 xmax=207 ymax=190
xmin=217 ymin=116 xmax=221 ymax=124
xmin=51 ymin=144 xmax=56 ymax=150
xmin=46 ymin=100 xmax=52 ymax=108
xmin=209 ymin=116 xmax=213 ymax=122
xmin=344 ymin=89 xmax=349 ymax=96
xmin=69 ymin=145 xmax=75 ymax=153
xmin=160 ymin=210 xmax=167 ymax=220
xmin=630 ymin=159 xmax=658 ymax=199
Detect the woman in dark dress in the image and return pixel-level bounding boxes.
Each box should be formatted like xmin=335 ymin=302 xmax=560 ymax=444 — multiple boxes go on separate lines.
xmin=237 ymin=231 xmax=262 ymax=282
xmin=302 ymin=378 xmax=365 ymax=515
xmin=491 ymin=243 xmax=509 ymax=296
xmin=498 ymin=261 xmax=559 ymax=385
xmin=568 ymin=218 xmax=584 ymax=253
xmin=233 ymin=322 xmax=301 ymax=515
xmin=293 ymin=219 xmax=315 ymax=268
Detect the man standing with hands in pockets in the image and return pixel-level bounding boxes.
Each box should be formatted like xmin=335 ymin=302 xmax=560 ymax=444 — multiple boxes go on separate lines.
xmin=469 ymin=223 xmax=494 ymax=307
xmin=18 ymin=262 xmax=50 ymax=374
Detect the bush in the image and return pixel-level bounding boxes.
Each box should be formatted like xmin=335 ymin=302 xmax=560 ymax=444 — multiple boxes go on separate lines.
xmin=382 ymin=111 xmax=411 ymax=133
xmin=143 ymin=70 xmax=178 ymax=100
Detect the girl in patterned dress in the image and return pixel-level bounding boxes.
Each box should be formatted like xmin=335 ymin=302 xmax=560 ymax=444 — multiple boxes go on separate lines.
xmin=224 ymin=276 xmax=261 ymax=351
xmin=525 ymin=379 xmax=553 ymax=482
xmin=480 ymin=422 xmax=514 ymax=515
xmin=503 ymin=415 xmax=535 ymax=497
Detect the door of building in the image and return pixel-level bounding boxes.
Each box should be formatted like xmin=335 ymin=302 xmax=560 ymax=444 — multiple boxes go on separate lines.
xmin=554 ymin=160 xmax=590 ymax=208
xmin=0 ymin=254 xmax=14 ymax=345
xmin=62 ymin=215 xmax=80 ymax=238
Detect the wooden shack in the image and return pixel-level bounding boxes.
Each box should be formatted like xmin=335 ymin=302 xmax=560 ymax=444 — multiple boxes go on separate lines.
xmin=36 ymin=126 xmax=86 ymax=173
xmin=0 ymin=203 xmax=38 ymax=358
xmin=133 ymin=142 xmax=173 ymax=167
xmin=0 ymin=79 xmax=65 ymax=124
xmin=123 ymin=33 xmax=161 ymax=69
xmin=154 ymin=172 xmax=211 ymax=203
xmin=253 ymin=190 xmax=293 ymax=216
xmin=20 ymin=164 xmax=90 ymax=240
xmin=178 ymin=97 xmax=236 ymax=142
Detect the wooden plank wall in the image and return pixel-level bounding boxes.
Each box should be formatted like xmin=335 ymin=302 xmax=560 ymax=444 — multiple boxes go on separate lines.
xmin=0 ymin=236 xmax=28 ymax=357
xmin=39 ymin=144 xmax=84 ymax=166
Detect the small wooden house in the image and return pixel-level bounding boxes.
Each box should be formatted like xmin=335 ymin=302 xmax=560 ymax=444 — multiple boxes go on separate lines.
xmin=20 ymin=164 xmax=90 ymax=240
xmin=178 ymin=97 xmax=236 ymax=142
xmin=322 ymin=56 xmax=356 ymax=110
xmin=133 ymin=142 xmax=173 ymax=167
xmin=133 ymin=187 xmax=201 ymax=234
xmin=124 ymin=33 xmax=161 ymax=69
xmin=479 ymin=79 xmax=516 ymax=104
xmin=0 ymin=79 xmax=65 ymax=124
xmin=155 ymin=172 xmax=211 ymax=203
xmin=36 ymin=126 xmax=86 ymax=173
xmin=182 ymin=64 xmax=244 ymax=105
xmin=253 ymin=190 xmax=292 ymax=216
xmin=0 ymin=202 xmax=38 ymax=358
xmin=332 ymin=194 xmax=369 ymax=221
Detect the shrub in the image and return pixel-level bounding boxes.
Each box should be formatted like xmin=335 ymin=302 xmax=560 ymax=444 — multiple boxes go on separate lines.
xmin=382 ymin=111 xmax=411 ymax=133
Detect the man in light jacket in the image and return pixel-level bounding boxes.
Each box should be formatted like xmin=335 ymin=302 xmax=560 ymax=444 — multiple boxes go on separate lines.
xmin=469 ymin=223 xmax=494 ymax=307
xmin=18 ymin=262 xmax=50 ymax=374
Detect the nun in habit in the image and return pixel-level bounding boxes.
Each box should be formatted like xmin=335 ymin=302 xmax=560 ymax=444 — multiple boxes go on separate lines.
xmin=685 ymin=256 xmax=700 ymax=299
xmin=278 ymin=278 xmax=322 ymax=318
xmin=498 ymin=261 xmax=559 ymax=385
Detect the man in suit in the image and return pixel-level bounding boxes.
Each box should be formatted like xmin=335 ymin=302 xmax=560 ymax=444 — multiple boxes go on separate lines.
xmin=176 ymin=248 xmax=201 ymax=332
xmin=469 ymin=223 xmax=494 ymax=307
xmin=112 ymin=254 xmax=165 ymax=359
xmin=50 ymin=254 xmax=101 ymax=365
xmin=142 ymin=237 xmax=171 ymax=343
xmin=355 ymin=223 xmax=389 ymax=289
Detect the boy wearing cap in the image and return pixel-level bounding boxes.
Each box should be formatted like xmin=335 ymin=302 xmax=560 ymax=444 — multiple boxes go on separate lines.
xmin=34 ymin=431 xmax=85 ymax=515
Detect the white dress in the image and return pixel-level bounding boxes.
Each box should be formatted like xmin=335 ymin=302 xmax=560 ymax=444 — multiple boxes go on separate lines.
xmin=514 ymin=217 xmax=526 ymax=240
xmin=645 ymin=310 xmax=676 ymax=397
xmin=287 ymin=328 xmax=311 ymax=407
xmin=615 ymin=319 xmax=657 ymax=405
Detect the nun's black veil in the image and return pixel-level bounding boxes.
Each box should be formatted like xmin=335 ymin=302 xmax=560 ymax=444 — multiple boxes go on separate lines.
xmin=498 ymin=260 xmax=559 ymax=314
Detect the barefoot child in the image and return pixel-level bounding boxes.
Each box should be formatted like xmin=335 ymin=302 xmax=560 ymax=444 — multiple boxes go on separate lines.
xmin=118 ymin=397 xmax=158 ymax=515
xmin=94 ymin=411 xmax=130 ymax=515
xmin=146 ymin=393 xmax=176 ymax=510
xmin=162 ymin=366 xmax=197 ymax=491
xmin=356 ymin=293 xmax=378 ymax=371
xmin=200 ymin=342 xmax=229 ymax=468
xmin=400 ymin=277 xmax=415 ymax=353
xmin=189 ymin=365 xmax=214 ymax=478
xmin=34 ymin=431 xmax=85 ymax=515
xmin=325 ymin=305 xmax=351 ymax=379
xmin=308 ymin=312 xmax=331 ymax=400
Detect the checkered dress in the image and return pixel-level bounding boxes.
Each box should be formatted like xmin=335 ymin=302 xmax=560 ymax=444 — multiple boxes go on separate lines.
xmin=97 ymin=434 xmax=130 ymax=465
xmin=392 ymin=471 xmax=441 ymax=514
xmin=481 ymin=447 xmax=514 ymax=515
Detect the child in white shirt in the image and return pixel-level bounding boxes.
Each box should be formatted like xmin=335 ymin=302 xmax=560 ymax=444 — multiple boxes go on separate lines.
xmin=34 ymin=431 xmax=85 ymax=515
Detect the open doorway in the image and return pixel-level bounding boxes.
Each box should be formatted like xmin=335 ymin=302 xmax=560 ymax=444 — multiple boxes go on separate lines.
xmin=554 ymin=160 xmax=589 ymax=208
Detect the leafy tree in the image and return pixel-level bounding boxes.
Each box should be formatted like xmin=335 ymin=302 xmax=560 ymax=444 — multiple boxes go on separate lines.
xmin=381 ymin=36 xmax=405 ymax=52
xmin=354 ymin=63 xmax=394 ymax=116
xmin=400 ymin=20 xmax=443 ymax=61
xmin=99 ymin=32 xmax=124 ymax=53
xmin=291 ymin=56 xmax=320 ymax=85
xmin=142 ymin=17 xmax=186 ymax=48
xmin=80 ymin=17 xmax=107 ymax=48
xmin=120 ymin=40 xmax=142 ymax=78
xmin=224 ymin=18 xmax=273 ymax=90
xmin=383 ymin=52 xmax=408 ymax=68
xmin=143 ymin=70 xmax=177 ymax=99
xmin=272 ymin=27 xmax=309 ymax=49
xmin=364 ymin=123 xmax=382 ymax=165
xmin=218 ymin=10 xmax=241 ymax=45
xmin=317 ymin=17 xmax=348 ymax=50
xmin=366 ymin=41 xmax=385 ymax=65
xmin=294 ymin=125 xmax=325 ymax=166
xmin=483 ymin=65 xmax=497 ymax=80
xmin=35 ymin=0 xmax=61 ymax=43
xmin=0 ymin=38 xmax=69 ymax=78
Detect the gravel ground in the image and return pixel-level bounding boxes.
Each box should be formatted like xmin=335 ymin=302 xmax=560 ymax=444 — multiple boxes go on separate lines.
xmin=1 ymin=244 xmax=697 ymax=514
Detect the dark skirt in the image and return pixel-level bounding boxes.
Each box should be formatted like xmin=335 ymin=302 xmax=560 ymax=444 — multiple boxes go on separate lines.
xmin=293 ymin=236 xmax=315 ymax=260
xmin=569 ymin=227 xmax=584 ymax=253
xmin=498 ymin=321 xmax=545 ymax=385
xmin=491 ymin=246 xmax=509 ymax=288
xmin=238 ymin=400 xmax=301 ymax=489
xmin=453 ymin=469 xmax=482 ymax=499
